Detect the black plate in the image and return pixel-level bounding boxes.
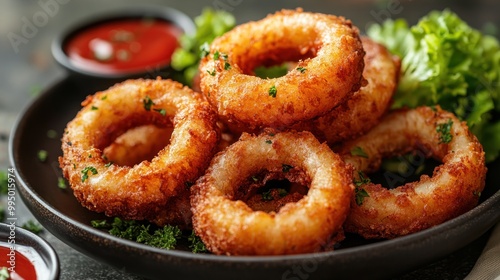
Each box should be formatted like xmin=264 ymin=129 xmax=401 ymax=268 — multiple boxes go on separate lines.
xmin=9 ymin=77 xmax=500 ymax=280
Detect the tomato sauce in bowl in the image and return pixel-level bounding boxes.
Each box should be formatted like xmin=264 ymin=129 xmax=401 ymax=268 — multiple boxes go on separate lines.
xmin=0 ymin=244 xmax=39 ymax=280
xmin=0 ymin=223 xmax=59 ymax=280
xmin=64 ymin=18 xmax=182 ymax=75
xmin=52 ymin=6 xmax=195 ymax=79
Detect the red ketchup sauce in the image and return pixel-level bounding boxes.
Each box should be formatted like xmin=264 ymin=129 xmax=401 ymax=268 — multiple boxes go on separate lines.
xmin=0 ymin=245 xmax=37 ymax=280
xmin=64 ymin=18 xmax=183 ymax=75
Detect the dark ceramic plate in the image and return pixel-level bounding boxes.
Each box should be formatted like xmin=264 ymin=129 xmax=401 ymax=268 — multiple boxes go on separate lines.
xmin=9 ymin=77 xmax=500 ymax=280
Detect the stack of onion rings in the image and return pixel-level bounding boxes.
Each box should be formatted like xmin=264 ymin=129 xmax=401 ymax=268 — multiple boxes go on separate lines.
xmin=338 ymin=106 xmax=487 ymax=239
xmin=57 ymin=7 xmax=490 ymax=255
xmin=199 ymin=8 xmax=365 ymax=130
xmin=190 ymin=131 xmax=354 ymax=255
xmin=59 ymin=78 xmax=220 ymax=227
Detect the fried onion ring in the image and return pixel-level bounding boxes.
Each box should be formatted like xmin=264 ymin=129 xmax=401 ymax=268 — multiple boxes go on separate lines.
xmin=291 ymin=37 xmax=400 ymax=144
xmin=59 ymin=78 xmax=220 ymax=226
xmin=191 ymin=131 xmax=353 ymax=255
xmin=199 ymin=9 xmax=365 ymax=130
xmin=339 ymin=106 xmax=487 ymax=239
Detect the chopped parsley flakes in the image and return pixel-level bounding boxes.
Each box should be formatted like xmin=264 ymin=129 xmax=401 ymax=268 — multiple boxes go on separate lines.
xmin=269 ymin=85 xmax=277 ymax=98
xmin=297 ymin=66 xmax=307 ymax=73
xmin=355 ymin=188 xmax=370 ymax=206
xmin=81 ymin=166 xmax=98 ymax=182
xmin=37 ymin=150 xmax=48 ymax=162
xmin=143 ymin=96 xmax=155 ymax=111
xmin=282 ymin=164 xmax=294 ymax=173
xmin=350 ymin=146 xmax=368 ymax=158
xmin=353 ymin=171 xmax=371 ymax=206
xmin=437 ymin=119 xmax=453 ymax=144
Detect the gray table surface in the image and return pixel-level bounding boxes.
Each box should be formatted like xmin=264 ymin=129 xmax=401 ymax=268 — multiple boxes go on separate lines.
xmin=0 ymin=0 xmax=498 ymax=279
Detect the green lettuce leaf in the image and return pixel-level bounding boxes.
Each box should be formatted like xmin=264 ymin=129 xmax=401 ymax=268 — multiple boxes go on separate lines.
xmin=171 ymin=8 xmax=235 ymax=85
xmin=367 ymin=9 xmax=500 ymax=162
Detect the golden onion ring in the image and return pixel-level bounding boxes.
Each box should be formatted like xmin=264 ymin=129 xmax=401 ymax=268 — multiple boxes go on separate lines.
xmin=339 ymin=106 xmax=487 ymax=239
xmin=199 ymin=9 xmax=365 ymax=130
xmin=59 ymin=78 xmax=220 ymax=226
xmin=191 ymin=131 xmax=353 ymax=255
xmin=292 ymin=37 xmax=400 ymax=144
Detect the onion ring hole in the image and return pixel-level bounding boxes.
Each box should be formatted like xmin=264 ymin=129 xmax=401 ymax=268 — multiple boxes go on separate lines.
xmin=103 ymin=124 xmax=174 ymax=167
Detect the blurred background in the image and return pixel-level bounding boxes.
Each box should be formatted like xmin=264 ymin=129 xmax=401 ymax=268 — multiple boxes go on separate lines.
xmin=0 ymin=0 xmax=498 ymax=279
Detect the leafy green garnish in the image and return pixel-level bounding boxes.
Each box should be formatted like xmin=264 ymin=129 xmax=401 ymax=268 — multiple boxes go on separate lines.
xmin=282 ymin=164 xmax=293 ymax=173
xmin=92 ymin=218 xmax=182 ymax=250
xmin=0 ymin=267 xmax=10 ymax=280
xmin=37 ymin=150 xmax=48 ymax=162
xmin=355 ymin=188 xmax=370 ymax=206
xmin=354 ymin=171 xmax=371 ymax=187
xmin=22 ymin=220 xmax=43 ymax=234
xmin=143 ymin=96 xmax=154 ymax=111
xmin=262 ymin=189 xmax=274 ymax=201
xmin=437 ymin=119 xmax=454 ymax=144
xmin=57 ymin=177 xmax=67 ymax=189
xmin=269 ymin=85 xmax=277 ymax=98
xmin=188 ymin=231 xmax=208 ymax=253
xmin=154 ymin=108 xmax=167 ymax=116
xmin=0 ymin=171 xmax=7 ymax=195
xmin=171 ymin=8 xmax=235 ymax=85
xmin=254 ymin=64 xmax=289 ymax=78
xmin=350 ymin=146 xmax=369 ymax=158
xmin=46 ymin=129 xmax=58 ymax=139
xmin=367 ymin=9 xmax=500 ymax=162
xmin=353 ymin=171 xmax=371 ymax=206
xmin=81 ymin=166 xmax=98 ymax=182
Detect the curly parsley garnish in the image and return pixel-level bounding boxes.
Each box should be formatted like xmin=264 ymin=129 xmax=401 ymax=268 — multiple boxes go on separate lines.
xmin=81 ymin=166 xmax=98 ymax=182
xmin=188 ymin=231 xmax=208 ymax=253
xmin=92 ymin=218 xmax=181 ymax=250
xmin=437 ymin=119 xmax=453 ymax=144
xmin=269 ymin=85 xmax=277 ymax=98
xmin=350 ymin=146 xmax=368 ymax=158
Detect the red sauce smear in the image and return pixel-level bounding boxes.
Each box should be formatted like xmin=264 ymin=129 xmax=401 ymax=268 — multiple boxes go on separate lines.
xmin=64 ymin=18 xmax=183 ymax=75
xmin=0 ymin=245 xmax=37 ymax=280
